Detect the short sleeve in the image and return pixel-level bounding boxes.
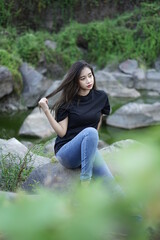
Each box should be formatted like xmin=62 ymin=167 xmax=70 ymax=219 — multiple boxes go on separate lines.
xmin=56 ymin=105 xmax=69 ymax=122
xmin=101 ymin=93 xmax=110 ymax=115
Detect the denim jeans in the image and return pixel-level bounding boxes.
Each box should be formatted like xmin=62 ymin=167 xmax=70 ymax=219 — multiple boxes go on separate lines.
xmin=56 ymin=127 xmax=114 ymax=182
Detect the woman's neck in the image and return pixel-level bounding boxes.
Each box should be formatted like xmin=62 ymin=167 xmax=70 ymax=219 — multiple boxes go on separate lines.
xmin=78 ymin=89 xmax=91 ymax=96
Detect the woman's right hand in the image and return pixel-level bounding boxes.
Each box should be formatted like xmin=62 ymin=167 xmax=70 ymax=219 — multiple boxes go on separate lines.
xmin=38 ymin=97 xmax=49 ymax=112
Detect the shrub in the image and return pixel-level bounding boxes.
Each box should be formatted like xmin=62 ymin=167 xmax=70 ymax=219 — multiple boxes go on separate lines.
xmin=16 ymin=33 xmax=43 ymax=65
xmin=55 ymin=2 xmax=160 ymax=68
xmin=0 ymin=49 xmax=22 ymax=95
xmin=0 ymin=149 xmax=34 ymax=192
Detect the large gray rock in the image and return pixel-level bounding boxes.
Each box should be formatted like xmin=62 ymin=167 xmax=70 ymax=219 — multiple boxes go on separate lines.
xmin=0 ymin=94 xmax=27 ymax=112
xmin=132 ymin=68 xmax=146 ymax=82
xmin=107 ymin=102 xmax=160 ymax=129
xmin=22 ymin=162 xmax=80 ymax=192
xmin=19 ymin=107 xmax=55 ymax=138
xmin=119 ymin=59 xmax=138 ymax=74
xmin=20 ymin=63 xmax=52 ymax=107
xmin=95 ymin=70 xmax=140 ymax=98
xmin=46 ymin=63 xmax=64 ymax=79
xmin=134 ymin=69 xmax=160 ymax=93
xmin=154 ymin=58 xmax=160 ymax=72
xmin=112 ymin=71 xmax=134 ymax=88
xmin=0 ymin=66 xmax=13 ymax=99
xmin=22 ymin=139 xmax=138 ymax=192
xmin=0 ymin=138 xmax=51 ymax=169
xmin=44 ymin=40 xmax=57 ymax=50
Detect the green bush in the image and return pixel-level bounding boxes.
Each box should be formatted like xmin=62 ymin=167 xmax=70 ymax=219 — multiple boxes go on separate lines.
xmin=0 ymin=49 xmax=22 ymax=95
xmin=134 ymin=17 xmax=160 ymax=65
xmin=0 ymin=27 xmax=17 ymax=52
xmin=16 ymin=33 xmax=43 ymax=65
xmin=0 ymin=149 xmax=33 ymax=192
xmin=1 ymin=2 xmax=160 ymax=73
xmin=55 ymin=2 xmax=160 ymax=68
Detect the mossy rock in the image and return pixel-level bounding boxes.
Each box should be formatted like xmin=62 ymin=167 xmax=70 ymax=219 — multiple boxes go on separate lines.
xmin=0 ymin=49 xmax=22 ymax=95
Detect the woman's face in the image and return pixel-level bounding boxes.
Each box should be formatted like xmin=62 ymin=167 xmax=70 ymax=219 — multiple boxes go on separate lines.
xmin=78 ymin=67 xmax=94 ymax=94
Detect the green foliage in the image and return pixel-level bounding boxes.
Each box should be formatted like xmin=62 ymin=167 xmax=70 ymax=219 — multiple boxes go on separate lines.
xmin=0 ymin=128 xmax=160 ymax=239
xmin=0 ymin=127 xmax=159 ymax=239
xmin=0 ymin=149 xmax=34 ymax=192
xmin=0 ymin=1 xmax=14 ymax=26
xmin=133 ymin=17 xmax=160 ymax=65
xmin=0 ymin=49 xmax=22 ymax=95
xmin=0 ymin=27 xmax=17 ymax=52
xmin=55 ymin=20 xmax=134 ymax=68
xmin=1 ymin=2 xmax=160 ymax=78
xmin=0 ymin=187 xmax=146 ymax=240
xmin=55 ymin=2 xmax=160 ymax=68
xmin=16 ymin=33 xmax=43 ymax=65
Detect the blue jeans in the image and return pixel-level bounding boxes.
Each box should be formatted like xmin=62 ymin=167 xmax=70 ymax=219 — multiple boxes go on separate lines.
xmin=56 ymin=127 xmax=114 ymax=182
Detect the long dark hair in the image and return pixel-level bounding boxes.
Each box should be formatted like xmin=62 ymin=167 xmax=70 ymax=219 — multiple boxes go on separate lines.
xmin=46 ymin=60 xmax=97 ymax=115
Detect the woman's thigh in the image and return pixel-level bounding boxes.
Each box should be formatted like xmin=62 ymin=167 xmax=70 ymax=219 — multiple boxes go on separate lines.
xmin=56 ymin=138 xmax=81 ymax=169
xmin=56 ymin=127 xmax=98 ymax=169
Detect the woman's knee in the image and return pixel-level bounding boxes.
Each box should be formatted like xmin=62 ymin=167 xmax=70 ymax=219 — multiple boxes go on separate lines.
xmin=83 ymin=127 xmax=99 ymax=142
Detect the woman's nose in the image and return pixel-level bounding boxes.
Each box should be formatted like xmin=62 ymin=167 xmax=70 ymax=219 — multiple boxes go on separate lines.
xmin=86 ymin=77 xmax=91 ymax=83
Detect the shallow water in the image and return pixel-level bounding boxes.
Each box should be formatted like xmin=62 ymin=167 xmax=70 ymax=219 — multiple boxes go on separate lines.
xmin=0 ymin=111 xmax=31 ymax=140
xmin=0 ymin=110 xmax=160 ymax=145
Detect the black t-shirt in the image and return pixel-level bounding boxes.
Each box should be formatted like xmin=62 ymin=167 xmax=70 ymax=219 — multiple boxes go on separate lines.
xmin=54 ymin=89 xmax=110 ymax=154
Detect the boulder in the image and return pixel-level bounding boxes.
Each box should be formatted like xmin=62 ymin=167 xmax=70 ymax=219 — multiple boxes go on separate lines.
xmin=22 ymin=139 xmax=138 ymax=192
xmin=0 ymin=94 xmax=27 ymax=112
xmin=0 ymin=138 xmax=51 ymax=169
xmin=112 ymin=71 xmax=134 ymax=88
xmin=146 ymin=91 xmax=160 ymax=97
xmin=154 ymin=58 xmax=160 ymax=72
xmin=132 ymin=68 xmax=146 ymax=82
xmin=134 ymin=69 xmax=160 ymax=93
xmin=46 ymin=63 xmax=64 ymax=79
xmin=147 ymin=68 xmax=160 ymax=78
xmin=20 ymin=63 xmax=52 ymax=107
xmin=107 ymin=102 xmax=160 ymax=129
xmin=119 ymin=59 xmax=138 ymax=74
xmin=95 ymin=70 xmax=140 ymax=98
xmin=22 ymin=162 xmax=80 ymax=192
xmin=19 ymin=107 xmax=55 ymax=138
xmin=0 ymin=66 xmax=13 ymax=99
xmin=43 ymin=138 xmax=56 ymax=155
xmin=44 ymin=40 xmax=57 ymax=50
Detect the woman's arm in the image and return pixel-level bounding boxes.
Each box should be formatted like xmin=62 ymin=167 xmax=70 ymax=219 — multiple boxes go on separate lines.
xmin=38 ymin=98 xmax=68 ymax=137
xmin=97 ymin=115 xmax=103 ymax=131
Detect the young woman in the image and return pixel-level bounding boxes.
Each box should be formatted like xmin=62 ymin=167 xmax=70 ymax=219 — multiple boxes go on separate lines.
xmin=38 ymin=60 xmax=114 ymax=186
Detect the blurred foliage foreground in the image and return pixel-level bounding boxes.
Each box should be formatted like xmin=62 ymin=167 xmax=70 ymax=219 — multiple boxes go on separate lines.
xmin=0 ymin=127 xmax=160 ymax=240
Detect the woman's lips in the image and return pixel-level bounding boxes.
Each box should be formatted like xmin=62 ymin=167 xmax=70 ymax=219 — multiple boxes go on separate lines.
xmin=87 ymin=84 xmax=92 ymax=88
